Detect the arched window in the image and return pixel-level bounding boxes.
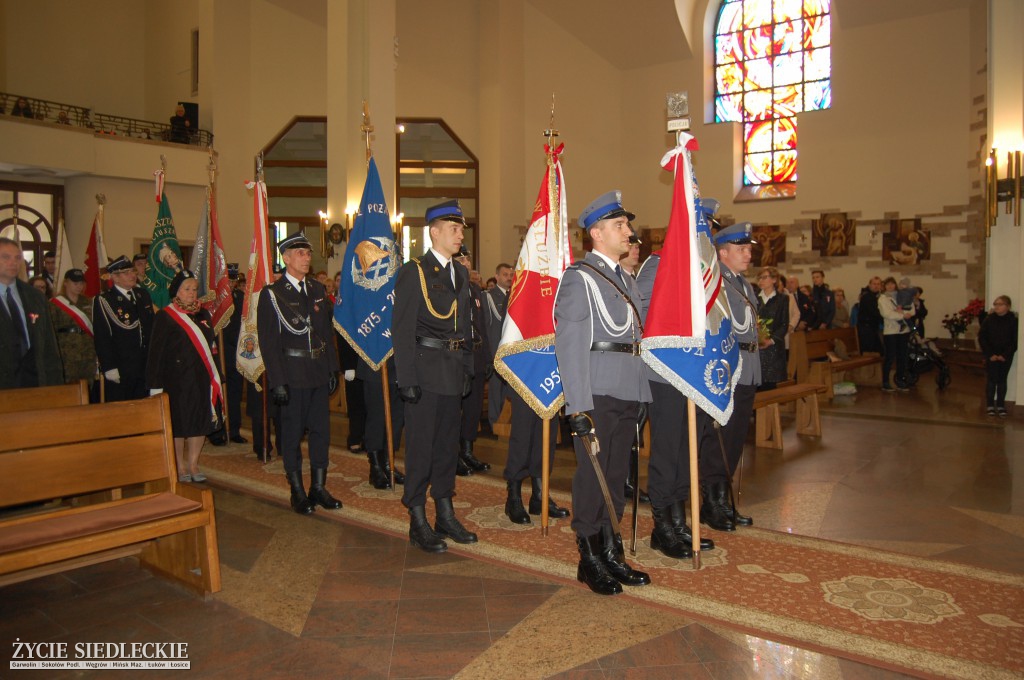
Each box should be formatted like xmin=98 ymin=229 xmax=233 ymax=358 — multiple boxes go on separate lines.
xmin=714 ymin=0 xmax=831 ymax=195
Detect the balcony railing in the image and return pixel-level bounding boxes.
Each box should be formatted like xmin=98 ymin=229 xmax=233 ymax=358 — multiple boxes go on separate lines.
xmin=0 ymin=91 xmax=213 ymax=147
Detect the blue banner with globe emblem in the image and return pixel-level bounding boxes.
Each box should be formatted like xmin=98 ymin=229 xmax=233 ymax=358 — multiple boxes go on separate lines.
xmin=333 ymin=157 xmax=400 ymax=370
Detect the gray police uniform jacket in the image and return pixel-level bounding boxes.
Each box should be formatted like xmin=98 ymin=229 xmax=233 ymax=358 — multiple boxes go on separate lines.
xmin=720 ymin=265 xmax=762 ymax=386
xmin=554 ymin=251 xmax=652 ymax=413
xmin=635 ymin=254 xmax=670 ymax=386
xmin=483 ymin=286 xmax=508 ymax=358
xmin=257 ymin=276 xmax=339 ymax=390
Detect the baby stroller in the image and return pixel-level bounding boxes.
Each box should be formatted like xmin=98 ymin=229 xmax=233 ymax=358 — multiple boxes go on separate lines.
xmin=906 ymin=330 xmax=951 ymax=389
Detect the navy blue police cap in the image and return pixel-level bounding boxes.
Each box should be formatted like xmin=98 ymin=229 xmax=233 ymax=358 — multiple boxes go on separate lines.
xmin=579 ymin=190 xmax=635 ymax=230
xmin=425 ymin=199 xmax=466 ymax=226
xmin=105 ymin=255 xmax=132 ymax=273
xmin=277 ymin=232 xmax=312 ymax=254
xmin=713 ymin=222 xmax=757 ymax=246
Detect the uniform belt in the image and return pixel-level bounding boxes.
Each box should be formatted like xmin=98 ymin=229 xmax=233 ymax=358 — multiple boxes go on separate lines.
xmin=284 ymin=345 xmax=325 ymax=359
xmin=56 ymin=327 xmax=84 ymax=334
xmin=416 ymin=336 xmax=466 ymax=352
xmin=739 ymin=341 xmax=758 ymax=352
xmin=590 ymin=341 xmax=641 ymax=356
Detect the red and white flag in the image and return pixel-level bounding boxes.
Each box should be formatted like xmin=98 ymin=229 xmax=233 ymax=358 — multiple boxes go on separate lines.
xmin=83 ymin=202 xmax=109 ymax=297
xmin=235 ymin=179 xmax=275 ymax=385
xmin=191 ymin=185 xmax=234 ymax=333
xmin=493 ymin=143 xmax=573 ymax=418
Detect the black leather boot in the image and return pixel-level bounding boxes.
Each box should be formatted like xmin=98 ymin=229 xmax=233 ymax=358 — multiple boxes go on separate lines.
xmin=380 ymin=450 xmax=405 ymax=485
xmin=433 ymin=497 xmax=478 ymax=544
xmin=456 ymin=455 xmax=473 ymax=477
xmin=308 ymin=468 xmax=342 ymax=510
xmin=409 ymin=505 xmax=446 ymax=553
xmin=504 ymin=478 xmax=532 ymax=525
xmin=459 ymin=438 xmax=490 ymax=472
xmin=701 ymin=481 xmax=735 ymax=532
xmin=576 ymin=534 xmax=622 ymax=596
xmin=729 ymin=496 xmax=753 ymax=527
xmin=286 ymin=470 xmax=315 ymax=515
xmin=623 ymin=447 xmax=650 ymax=504
xmin=599 ymin=525 xmax=650 ymax=587
xmin=670 ymin=500 xmax=714 ymax=551
xmin=368 ymin=450 xmax=390 ymax=489
xmin=650 ymin=505 xmax=693 ymax=558
xmin=528 ymin=476 xmax=570 ymax=518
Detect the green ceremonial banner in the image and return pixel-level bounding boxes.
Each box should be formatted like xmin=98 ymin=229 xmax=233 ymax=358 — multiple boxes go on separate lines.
xmin=145 ymin=192 xmax=184 ymax=308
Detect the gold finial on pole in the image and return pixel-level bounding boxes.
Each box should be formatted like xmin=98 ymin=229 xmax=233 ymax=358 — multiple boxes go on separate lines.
xmin=207 ymin=148 xmax=218 ymax=186
xmin=159 ymin=154 xmax=167 ymax=173
xmin=361 ymin=100 xmax=374 ymax=163
xmin=95 ymin=193 xmax=107 ymax=207
xmin=543 ymin=92 xmax=558 ymax=147
xmin=255 ymin=151 xmax=265 ymax=183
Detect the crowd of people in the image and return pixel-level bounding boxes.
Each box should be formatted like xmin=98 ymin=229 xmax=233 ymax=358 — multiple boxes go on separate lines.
xmin=1 ymin=190 xmax=1019 ymax=596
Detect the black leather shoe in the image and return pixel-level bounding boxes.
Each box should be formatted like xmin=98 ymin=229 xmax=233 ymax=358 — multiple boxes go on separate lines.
xmin=528 ymin=477 xmax=569 ymax=518
xmin=230 ymin=434 xmax=248 ymax=444
xmin=504 ymin=479 xmax=532 ymax=525
xmin=600 ymin=525 xmax=650 ymax=587
xmin=459 ymin=439 xmax=490 ymax=472
xmin=433 ymin=497 xmax=478 ymax=544
xmin=670 ymin=500 xmax=714 ymax=551
xmin=368 ymin=450 xmax=391 ymax=489
xmin=286 ymin=471 xmax=315 ymax=515
xmin=700 ymin=481 xmax=735 ymax=532
xmin=456 ymin=456 xmax=473 ymax=477
xmin=731 ymin=509 xmax=754 ymax=527
xmin=409 ymin=505 xmax=446 ymax=553
xmin=650 ymin=505 xmax=693 ymax=558
xmin=208 ymin=434 xmax=227 ymax=447
xmin=308 ymin=468 xmax=342 ymax=510
xmin=255 ymin=450 xmax=272 ymax=463
xmin=576 ymin=534 xmax=622 ymax=596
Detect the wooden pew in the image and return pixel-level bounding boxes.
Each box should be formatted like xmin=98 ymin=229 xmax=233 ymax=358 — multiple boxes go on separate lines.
xmin=752 ymin=382 xmax=825 ymax=450
xmin=0 ymin=394 xmax=221 ymax=595
xmin=789 ymin=327 xmax=881 ymax=399
xmin=0 ymin=380 xmax=89 ymax=413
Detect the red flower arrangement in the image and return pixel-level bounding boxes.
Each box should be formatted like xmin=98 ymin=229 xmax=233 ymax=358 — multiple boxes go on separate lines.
xmin=941 ymin=298 xmax=985 ymax=336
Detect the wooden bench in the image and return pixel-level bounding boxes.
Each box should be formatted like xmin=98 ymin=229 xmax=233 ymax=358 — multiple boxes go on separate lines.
xmin=0 ymin=380 xmax=89 ymax=413
xmin=753 ymin=382 xmax=825 ymax=450
xmin=0 ymin=394 xmax=221 ymax=595
xmin=789 ymin=327 xmax=881 ymax=399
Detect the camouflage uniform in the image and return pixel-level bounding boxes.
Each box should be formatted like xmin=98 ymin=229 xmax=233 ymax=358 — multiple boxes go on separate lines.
xmin=49 ymin=295 xmax=97 ymax=384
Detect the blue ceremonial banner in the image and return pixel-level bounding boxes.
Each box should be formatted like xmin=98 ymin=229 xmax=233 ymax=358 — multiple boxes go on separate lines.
xmin=641 ymin=136 xmax=740 ymax=425
xmin=333 ymin=157 xmax=400 ymax=370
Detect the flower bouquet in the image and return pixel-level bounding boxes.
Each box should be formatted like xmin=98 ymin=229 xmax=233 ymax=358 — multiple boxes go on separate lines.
xmin=941 ymin=298 xmax=984 ymax=346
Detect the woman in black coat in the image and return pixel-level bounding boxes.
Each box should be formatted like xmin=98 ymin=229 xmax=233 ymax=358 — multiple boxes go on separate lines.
xmin=978 ymin=295 xmax=1018 ymax=417
xmin=147 ymin=270 xmax=223 ymax=481
xmin=755 ymin=266 xmax=790 ymax=389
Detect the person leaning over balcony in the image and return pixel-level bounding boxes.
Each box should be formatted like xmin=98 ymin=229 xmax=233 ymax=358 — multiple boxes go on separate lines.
xmin=169 ymin=104 xmax=191 ymax=143
xmin=11 ymin=97 xmax=34 ymax=118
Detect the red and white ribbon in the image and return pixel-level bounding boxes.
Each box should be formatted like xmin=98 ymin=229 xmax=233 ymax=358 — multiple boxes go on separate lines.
xmin=164 ymin=305 xmax=222 ymax=422
xmin=51 ymin=296 xmax=94 ymax=336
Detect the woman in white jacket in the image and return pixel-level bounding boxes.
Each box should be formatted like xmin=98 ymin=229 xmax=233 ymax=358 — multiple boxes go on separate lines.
xmin=879 ymin=276 xmax=914 ymax=392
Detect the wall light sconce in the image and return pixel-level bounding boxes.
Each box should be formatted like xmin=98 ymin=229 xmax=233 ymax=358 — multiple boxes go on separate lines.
xmin=344 ymin=204 xmax=357 ymax=240
xmin=984 ymin=148 xmax=1022 ymax=235
xmin=318 ymin=210 xmax=329 ymax=258
xmin=391 ymin=212 xmax=404 ymax=237
xmin=869 ymin=228 xmax=878 ymax=243
xmin=799 ymin=233 xmax=807 ymax=247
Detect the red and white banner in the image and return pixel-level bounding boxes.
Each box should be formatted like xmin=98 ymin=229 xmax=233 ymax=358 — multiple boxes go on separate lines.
xmin=235 ymin=180 xmax=274 ymax=384
xmin=192 ymin=185 xmax=234 ymax=333
xmin=83 ymin=204 xmax=109 ymax=297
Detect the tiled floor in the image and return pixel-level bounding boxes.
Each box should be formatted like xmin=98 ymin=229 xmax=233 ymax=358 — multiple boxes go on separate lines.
xmin=2 ymin=364 xmax=1020 ymax=679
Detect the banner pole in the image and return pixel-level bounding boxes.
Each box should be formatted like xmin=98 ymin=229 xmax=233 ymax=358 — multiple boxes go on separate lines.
xmin=687 ymin=398 xmax=701 ymax=570
xmin=541 ymin=417 xmax=551 ymax=536
xmin=381 ymin=362 xmax=396 ymax=492
xmin=218 ymin=328 xmax=229 ymax=436
xmin=261 ymin=373 xmax=269 ymax=461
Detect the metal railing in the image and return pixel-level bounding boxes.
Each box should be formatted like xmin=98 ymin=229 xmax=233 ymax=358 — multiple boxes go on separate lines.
xmin=0 ymin=91 xmax=213 ymax=147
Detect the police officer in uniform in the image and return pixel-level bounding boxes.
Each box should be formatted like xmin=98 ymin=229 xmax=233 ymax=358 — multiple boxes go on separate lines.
xmin=635 ymin=200 xmax=723 ymax=558
xmin=455 ymin=245 xmax=491 ymax=476
xmin=93 ymin=255 xmax=155 ymax=401
xmin=702 ymin=222 xmax=761 ymax=531
xmin=257 ymin=233 xmax=342 ymax=515
xmin=555 ymin=191 xmax=651 ymax=596
xmin=393 ymin=199 xmax=477 ymax=553
xmin=484 ymin=262 xmax=514 ymax=434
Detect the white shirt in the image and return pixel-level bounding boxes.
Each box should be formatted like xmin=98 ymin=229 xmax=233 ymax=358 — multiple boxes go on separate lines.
xmin=430 ymin=248 xmax=455 ymax=286
xmin=285 ymin=272 xmax=307 ymax=292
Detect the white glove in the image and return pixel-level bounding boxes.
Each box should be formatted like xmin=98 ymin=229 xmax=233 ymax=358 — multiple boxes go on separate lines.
xmin=149 ymin=388 xmax=164 ymax=396
xmin=344 ymin=369 xmax=356 ymax=382
xmin=104 ymin=368 xmax=121 ymax=383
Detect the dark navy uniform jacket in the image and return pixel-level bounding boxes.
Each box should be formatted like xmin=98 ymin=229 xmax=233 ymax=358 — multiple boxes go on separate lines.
xmin=257 ymin=275 xmax=339 ymax=390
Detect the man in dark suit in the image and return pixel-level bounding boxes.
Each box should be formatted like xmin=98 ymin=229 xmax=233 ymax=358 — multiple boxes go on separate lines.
xmin=257 ymin=233 xmax=342 ymax=515
xmin=92 ymin=255 xmax=155 ymax=401
xmin=393 ymin=199 xmax=476 ymax=553
xmin=455 ymin=245 xmax=491 ymax=476
xmin=555 ymin=191 xmax=651 ymax=596
xmin=484 ymin=262 xmax=513 ymax=433
xmin=0 ymin=237 xmax=63 ymax=388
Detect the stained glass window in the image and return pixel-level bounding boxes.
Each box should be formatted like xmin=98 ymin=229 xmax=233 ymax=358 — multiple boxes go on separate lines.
xmin=714 ymin=0 xmax=832 ymax=187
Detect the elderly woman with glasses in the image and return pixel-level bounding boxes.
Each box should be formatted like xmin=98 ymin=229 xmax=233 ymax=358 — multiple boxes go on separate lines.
xmin=755 ymin=266 xmax=790 ymax=389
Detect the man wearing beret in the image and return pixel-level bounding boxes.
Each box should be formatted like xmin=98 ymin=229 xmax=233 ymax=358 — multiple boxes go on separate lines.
xmin=93 ymin=255 xmax=155 ymax=401
xmin=554 ymin=190 xmax=651 ymax=596
xmin=393 ymin=199 xmax=477 ymax=553
xmin=703 ymin=221 xmax=761 ymax=531
xmin=257 ymin=233 xmax=342 ymax=515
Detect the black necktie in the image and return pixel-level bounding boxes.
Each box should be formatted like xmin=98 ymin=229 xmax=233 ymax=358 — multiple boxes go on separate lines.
xmin=5 ymin=287 xmax=28 ymax=357
xmin=614 ymin=264 xmax=625 ymax=287
xmin=444 ymin=263 xmax=454 ymax=290
xmin=299 ymin=280 xmax=307 ymax=297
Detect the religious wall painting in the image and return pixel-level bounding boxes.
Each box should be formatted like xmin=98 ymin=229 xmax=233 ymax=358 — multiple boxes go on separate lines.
xmin=811 ymin=212 xmax=855 ymax=257
xmin=751 ymin=225 xmax=785 ymax=267
xmin=882 ymin=218 xmax=930 ymax=265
